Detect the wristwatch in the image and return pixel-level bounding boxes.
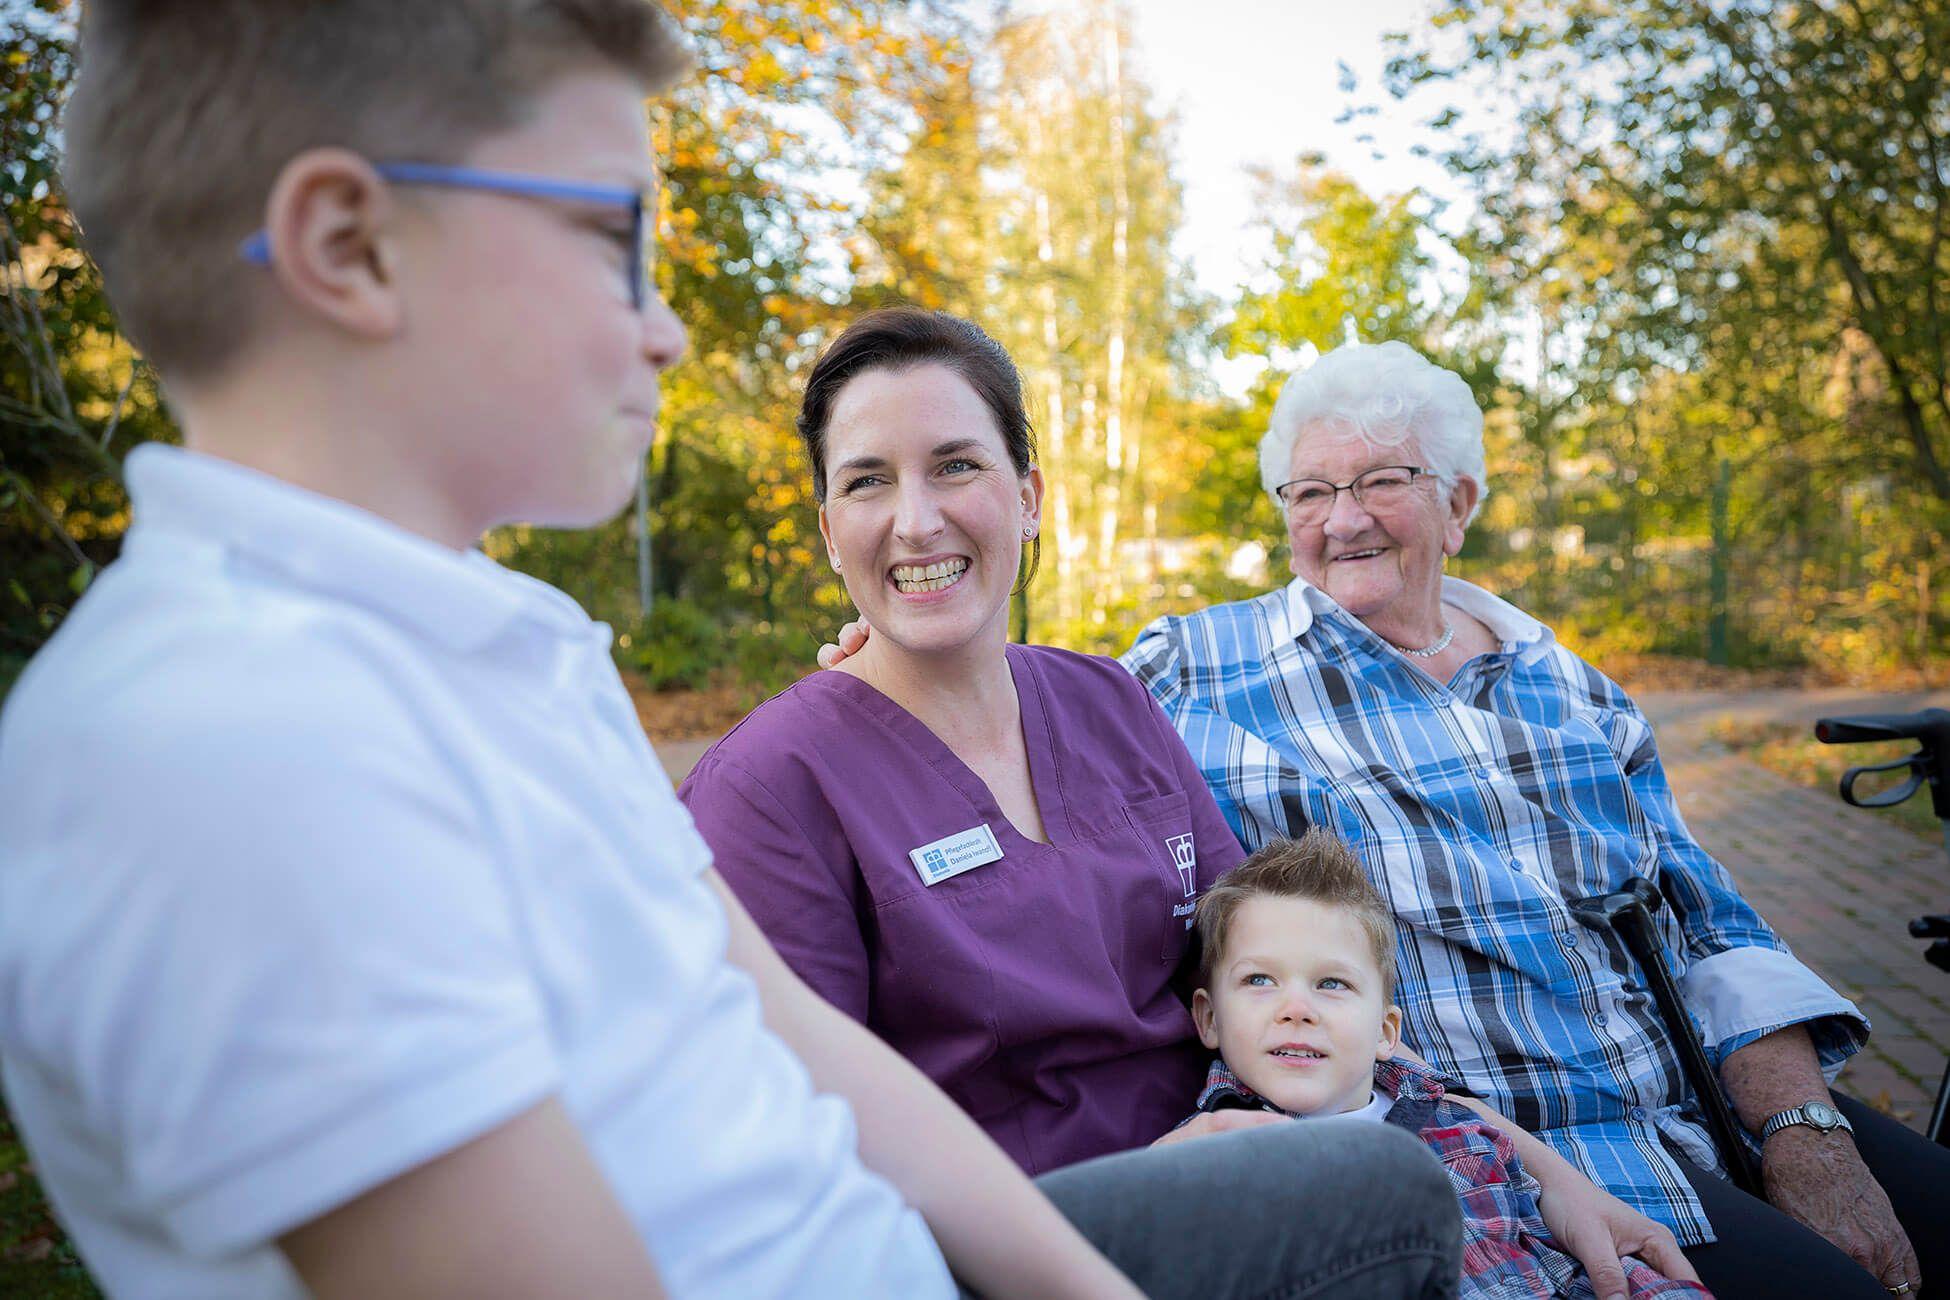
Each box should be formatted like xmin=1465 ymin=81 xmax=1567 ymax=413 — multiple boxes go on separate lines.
xmin=1759 ymin=1099 xmax=1855 ymax=1143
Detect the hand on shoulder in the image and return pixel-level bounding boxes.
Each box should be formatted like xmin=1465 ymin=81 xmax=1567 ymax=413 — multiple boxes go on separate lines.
xmin=815 ymin=618 xmax=873 ymax=670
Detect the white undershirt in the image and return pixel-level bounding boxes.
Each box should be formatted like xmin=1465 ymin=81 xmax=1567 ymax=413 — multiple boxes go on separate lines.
xmin=1329 ymin=1091 xmax=1397 ymax=1124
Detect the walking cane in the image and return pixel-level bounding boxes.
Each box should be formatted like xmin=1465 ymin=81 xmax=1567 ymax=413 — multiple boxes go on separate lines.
xmin=1570 ymin=878 xmax=1765 ymax=1196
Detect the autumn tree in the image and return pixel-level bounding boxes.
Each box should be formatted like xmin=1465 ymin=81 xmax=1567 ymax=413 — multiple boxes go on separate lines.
xmin=1228 ymin=162 xmax=1437 ymax=363
xmin=1386 ymin=0 xmax=1949 ymax=671
xmin=2 ymin=1 xmax=166 ymax=691
xmin=974 ymin=2 xmax=1195 ymax=642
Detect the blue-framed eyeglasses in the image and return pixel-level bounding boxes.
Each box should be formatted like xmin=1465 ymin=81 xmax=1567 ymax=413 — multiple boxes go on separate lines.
xmin=238 ymin=162 xmax=652 ymax=310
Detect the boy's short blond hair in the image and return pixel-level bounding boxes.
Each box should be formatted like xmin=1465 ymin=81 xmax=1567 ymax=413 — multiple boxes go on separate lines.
xmin=61 ymin=0 xmax=689 ymax=380
xmin=1194 ymin=827 xmax=1397 ymax=1002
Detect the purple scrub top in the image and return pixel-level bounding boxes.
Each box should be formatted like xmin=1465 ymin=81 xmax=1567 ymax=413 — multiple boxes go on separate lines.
xmin=679 ymin=643 xmax=1244 ymax=1174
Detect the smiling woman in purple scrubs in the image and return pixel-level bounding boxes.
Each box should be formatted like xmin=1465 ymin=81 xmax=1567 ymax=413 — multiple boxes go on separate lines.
xmin=682 ymin=311 xmax=1247 ymax=1169
xmin=678 ymin=309 xmax=1463 ymax=1299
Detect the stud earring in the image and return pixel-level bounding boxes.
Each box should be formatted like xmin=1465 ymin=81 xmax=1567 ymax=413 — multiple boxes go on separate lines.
xmin=1022 ymin=524 xmax=1037 ymax=539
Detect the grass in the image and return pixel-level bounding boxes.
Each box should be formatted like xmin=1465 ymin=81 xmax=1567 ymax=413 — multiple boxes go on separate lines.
xmin=1702 ymin=717 xmax=1945 ymax=841
xmin=0 ymin=1099 xmax=99 ymax=1298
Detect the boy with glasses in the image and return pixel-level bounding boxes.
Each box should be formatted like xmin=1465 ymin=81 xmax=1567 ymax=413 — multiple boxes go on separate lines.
xmin=0 ymin=4 xmax=1137 ymax=1296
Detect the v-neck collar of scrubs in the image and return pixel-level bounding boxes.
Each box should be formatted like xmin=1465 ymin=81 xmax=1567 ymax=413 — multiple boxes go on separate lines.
xmin=813 ymin=643 xmax=1065 ymax=850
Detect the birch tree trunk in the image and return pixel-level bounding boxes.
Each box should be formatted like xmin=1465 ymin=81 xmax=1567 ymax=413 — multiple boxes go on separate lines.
xmin=1029 ymin=109 xmax=1077 ymax=628
xmin=1093 ymin=2 xmax=1130 ymax=623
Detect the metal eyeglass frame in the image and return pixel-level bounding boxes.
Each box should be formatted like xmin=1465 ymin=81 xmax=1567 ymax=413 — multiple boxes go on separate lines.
xmin=1273 ymin=465 xmax=1438 ymax=523
xmin=237 ymin=162 xmax=650 ymax=310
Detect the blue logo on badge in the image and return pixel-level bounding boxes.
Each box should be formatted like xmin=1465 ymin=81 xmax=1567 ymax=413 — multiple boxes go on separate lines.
xmin=908 ymin=823 xmax=1004 ymax=886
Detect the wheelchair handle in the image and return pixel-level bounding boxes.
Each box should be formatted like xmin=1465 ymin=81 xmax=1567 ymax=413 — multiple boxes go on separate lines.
xmin=1838 ymin=754 xmax=1927 ymax=808
xmin=1817 ymin=708 xmax=1950 ymax=1147
xmin=1816 ymin=707 xmax=1950 ymax=820
xmin=1814 ymin=707 xmax=1950 ymax=748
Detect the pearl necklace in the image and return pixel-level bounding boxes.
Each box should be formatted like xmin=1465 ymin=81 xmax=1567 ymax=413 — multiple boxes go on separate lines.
xmin=1393 ymin=624 xmax=1455 ymax=658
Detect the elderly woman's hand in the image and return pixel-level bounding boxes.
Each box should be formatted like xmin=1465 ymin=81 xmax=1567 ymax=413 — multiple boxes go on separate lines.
xmin=1761 ymin=1127 xmax=1919 ymax=1297
xmin=815 ymin=618 xmax=872 ymax=669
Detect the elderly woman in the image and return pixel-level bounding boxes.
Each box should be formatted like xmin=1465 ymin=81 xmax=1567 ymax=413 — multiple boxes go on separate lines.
xmin=687 ymin=310 xmax=1712 ymax=1299
xmin=1122 ymin=340 xmax=1946 ymax=1300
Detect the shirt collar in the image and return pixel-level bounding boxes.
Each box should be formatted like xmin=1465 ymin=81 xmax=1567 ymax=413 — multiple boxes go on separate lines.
xmin=1373 ymin=1056 xmax=1450 ymax=1105
xmin=1195 ymin=1057 xmax=1270 ymax=1113
xmin=1278 ymin=573 xmax=1555 ymax=664
xmin=124 ymin=444 xmax=596 ymax=654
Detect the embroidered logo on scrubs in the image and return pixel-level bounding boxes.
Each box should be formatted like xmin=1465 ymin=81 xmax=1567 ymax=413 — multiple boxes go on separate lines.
xmin=908 ymin=824 xmax=1004 ymax=886
xmin=1167 ymin=833 xmax=1197 ymax=896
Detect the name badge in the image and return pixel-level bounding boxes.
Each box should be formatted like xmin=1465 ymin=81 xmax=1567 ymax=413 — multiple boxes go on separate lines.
xmin=908 ymin=823 xmax=1004 ymax=886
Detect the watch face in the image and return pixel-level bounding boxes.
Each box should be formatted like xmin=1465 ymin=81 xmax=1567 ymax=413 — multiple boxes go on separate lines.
xmin=1805 ymin=1102 xmax=1840 ymax=1128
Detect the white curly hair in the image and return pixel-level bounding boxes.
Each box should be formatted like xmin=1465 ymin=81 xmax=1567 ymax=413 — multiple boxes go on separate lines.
xmin=1258 ymin=341 xmax=1487 ymax=526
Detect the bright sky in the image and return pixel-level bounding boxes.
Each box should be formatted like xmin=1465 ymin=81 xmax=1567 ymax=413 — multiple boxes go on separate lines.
xmin=1118 ymin=0 xmax=1466 ymax=390
xmin=1122 ymin=0 xmax=1462 ymax=293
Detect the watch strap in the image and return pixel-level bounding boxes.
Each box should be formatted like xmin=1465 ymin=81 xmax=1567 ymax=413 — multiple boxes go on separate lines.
xmin=1760 ymin=1103 xmax=1855 ymax=1142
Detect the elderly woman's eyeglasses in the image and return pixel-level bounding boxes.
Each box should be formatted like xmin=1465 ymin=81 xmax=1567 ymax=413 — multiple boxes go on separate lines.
xmin=1275 ymin=465 xmax=1437 ymax=525
xmin=238 ymin=162 xmax=652 ymax=310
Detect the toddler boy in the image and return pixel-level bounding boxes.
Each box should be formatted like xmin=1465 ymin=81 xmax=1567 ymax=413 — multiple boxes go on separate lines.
xmin=1190 ymin=829 xmax=1711 ymax=1300
xmin=0 ymin=4 xmax=1133 ymax=1297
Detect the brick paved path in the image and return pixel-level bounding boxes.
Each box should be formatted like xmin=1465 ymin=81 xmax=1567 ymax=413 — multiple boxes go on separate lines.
xmin=656 ymin=688 xmax=1950 ymax=1133
xmin=1637 ymin=688 xmax=1948 ymax=1134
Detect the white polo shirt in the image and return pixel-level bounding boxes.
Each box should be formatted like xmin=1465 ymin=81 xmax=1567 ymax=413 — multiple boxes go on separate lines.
xmin=0 ymin=445 xmax=953 ymax=1299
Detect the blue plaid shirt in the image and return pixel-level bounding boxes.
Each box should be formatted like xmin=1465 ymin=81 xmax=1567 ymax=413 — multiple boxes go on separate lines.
xmin=1123 ymin=576 xmax=1868 ymax=1245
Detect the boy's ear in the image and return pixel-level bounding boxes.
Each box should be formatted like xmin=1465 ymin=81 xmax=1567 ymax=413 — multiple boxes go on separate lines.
xmin=1191 ymin=988 xmax=1220 ymax=1051
xmin=259 ymin=147 xmax=405 ymax=341
xmin=1374 ymin=1003 xmax=1403 ymax=1062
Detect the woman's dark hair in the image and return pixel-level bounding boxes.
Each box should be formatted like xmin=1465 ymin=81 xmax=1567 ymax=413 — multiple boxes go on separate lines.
xmin=797 ymin=307 xmax=1040 ymax=584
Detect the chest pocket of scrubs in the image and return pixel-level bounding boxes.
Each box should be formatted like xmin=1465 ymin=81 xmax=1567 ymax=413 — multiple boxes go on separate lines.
xmin=1120 ymin=791 xmax=1199 ymax=963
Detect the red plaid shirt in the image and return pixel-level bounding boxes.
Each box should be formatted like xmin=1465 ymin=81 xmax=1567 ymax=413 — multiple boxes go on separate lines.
xmin=1194 ymin=1057 xmax=1713 ymax=1300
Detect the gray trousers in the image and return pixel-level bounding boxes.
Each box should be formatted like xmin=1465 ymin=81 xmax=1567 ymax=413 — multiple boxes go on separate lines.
xmin=962 ymin=1118 xmax=1462 ymax=1299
